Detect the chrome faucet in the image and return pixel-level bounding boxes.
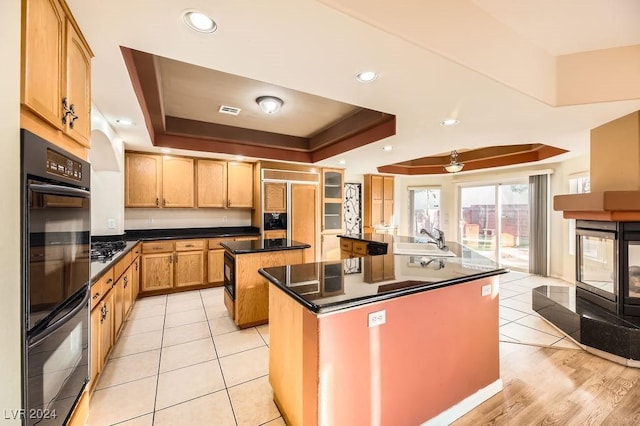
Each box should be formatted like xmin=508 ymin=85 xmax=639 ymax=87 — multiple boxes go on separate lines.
xmin=419 ymin=228 xmax=447 ymax=250
xmin=420 ymin=257 xmax=446 ymax=270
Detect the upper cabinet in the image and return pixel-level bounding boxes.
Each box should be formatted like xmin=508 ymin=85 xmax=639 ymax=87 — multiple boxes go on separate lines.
xmin=321 ymin=168 xmax=344 ymax=233
xmin=21 ymin=0 xmax=93 ymax=153
xmin=126 ymin=152 xmax=253 ymax=209
xmin=264 ymin=182 xmax=287 ymax=212
xmin=227 ymin=162 xmax=254 ymax=208
xmin=364 ymin=174 xmax=395 ymax=233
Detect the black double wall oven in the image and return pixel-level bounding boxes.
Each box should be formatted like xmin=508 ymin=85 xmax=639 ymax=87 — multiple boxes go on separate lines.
xmin=21 ymin=129 xmax=91 ymax=425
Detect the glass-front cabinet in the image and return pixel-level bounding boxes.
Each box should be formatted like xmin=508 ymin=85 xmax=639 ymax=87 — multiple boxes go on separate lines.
xmin=322 ymin=169 xmax=343 ymax=232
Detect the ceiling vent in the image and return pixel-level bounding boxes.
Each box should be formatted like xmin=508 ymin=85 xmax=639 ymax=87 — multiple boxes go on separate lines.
xmin=218 ymin=105 xmax=241 ymax=116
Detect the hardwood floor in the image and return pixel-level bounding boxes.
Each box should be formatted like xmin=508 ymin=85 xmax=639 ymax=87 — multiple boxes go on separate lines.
xmin=453 ymin=342 xmax=640 ymax=425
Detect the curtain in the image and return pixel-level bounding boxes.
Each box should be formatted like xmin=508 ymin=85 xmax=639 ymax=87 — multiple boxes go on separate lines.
xmin=529 ymin=174 xmax=549 ymax=275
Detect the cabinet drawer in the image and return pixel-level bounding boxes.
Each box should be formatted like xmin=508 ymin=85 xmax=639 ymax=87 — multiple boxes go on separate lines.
xmin=208 ymin=238 xmax=233 ymax=249
xmin=142 ymin=241 xmax=174 ymax=253
xmin=91 ymin=269 xmax=114 ymax=310
xmin=113 ymin=251 xmax=133 ymax=280
xmin=339 ymin=239 xmax=353 ymax=252
xmin=175 ymin=239 xmax=205 ymax=251
xmin=352 ymin=241 xmax=368 ymax=255
xmin=132 ymin=242 xmax=141 ymax=259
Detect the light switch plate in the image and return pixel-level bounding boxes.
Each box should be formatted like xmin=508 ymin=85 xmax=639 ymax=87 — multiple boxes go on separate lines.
xmin=481 ymin=284 xmax=492 ymax=296
xmin=107 ymin=218 xmax=116 ymax=229
xmin=368 ymin=310 xmax=386 ymax=327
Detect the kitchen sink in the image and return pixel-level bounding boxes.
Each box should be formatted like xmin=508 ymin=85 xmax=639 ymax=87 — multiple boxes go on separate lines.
xmin=392 ymin=242 xmax=457 ymax=257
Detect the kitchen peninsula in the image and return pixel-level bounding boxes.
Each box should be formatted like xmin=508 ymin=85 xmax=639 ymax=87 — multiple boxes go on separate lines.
xmin=222 ymin=238 xmax=311 ymax=328
xmin=260 ymin=242 xmax=508 ymax=425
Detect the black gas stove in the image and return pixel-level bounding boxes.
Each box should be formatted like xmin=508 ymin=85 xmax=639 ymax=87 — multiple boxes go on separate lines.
xmin=90 ymin=240 xmax=126 ymax=262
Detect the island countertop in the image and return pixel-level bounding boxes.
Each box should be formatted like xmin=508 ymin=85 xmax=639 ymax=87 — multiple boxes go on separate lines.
xmin=221 ymin=237 xmax=311 ymax=254
xmin=259 ymin=242 xmax=508 ymax=314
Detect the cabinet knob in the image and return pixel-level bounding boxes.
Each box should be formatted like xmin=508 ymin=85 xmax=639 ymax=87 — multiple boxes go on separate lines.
xmin=92 ymin=292 xmax=100 ymax=300
xmin=156 ymin=198 xmax=159 ymax=206
xmin=227 ymin=199 xmax=231 ymax=207
xmin=124 ymin=276 xmax=128 ymax=287
xmin=106 ymin=278 xmax=113 ymax=285
xmin=163 ymin=198 xmax=167 ymax=206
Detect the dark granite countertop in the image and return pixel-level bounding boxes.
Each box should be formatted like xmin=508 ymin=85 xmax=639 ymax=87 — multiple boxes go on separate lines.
xmin=122 ymin=226 xmax=260 ymax=241
xmin=259 ymin=242 xmax=508 ymax=314
xmin=338 ymin=233 xmax=394 ymax=245
xmin=222 ymin=238 xmax=311 ymax=254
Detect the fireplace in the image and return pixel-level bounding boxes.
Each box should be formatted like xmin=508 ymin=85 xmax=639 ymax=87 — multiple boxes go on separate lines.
xmin=575 ymin=220 xmax=640 ymax=316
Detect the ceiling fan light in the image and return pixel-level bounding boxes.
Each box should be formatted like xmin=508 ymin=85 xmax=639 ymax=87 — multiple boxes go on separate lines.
xmin=256 ymin=96 xmax=283 ymax=114
xmin=444 ymin=150 xmax=464 ymax=173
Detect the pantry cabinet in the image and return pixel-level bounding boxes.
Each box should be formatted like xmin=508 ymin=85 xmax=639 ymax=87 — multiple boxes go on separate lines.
xmin=264 ymin=182 xmax=287 ymax=212
xmin=364 ymin=174 xmax=395 ymax=233
xmin=21 ymin=0 xmax=93 ymax=151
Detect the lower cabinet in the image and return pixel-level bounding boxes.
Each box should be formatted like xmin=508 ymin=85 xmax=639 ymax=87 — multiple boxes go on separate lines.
xmin=364 ymin=252 xmax=395 ymax=283
xmin=208 ymin=249 xmax=224 ymax=283
xmin=99 ymin=289 xmax=114 ymax=368
xmin=141 ymin=251 xmax=174 ymax=292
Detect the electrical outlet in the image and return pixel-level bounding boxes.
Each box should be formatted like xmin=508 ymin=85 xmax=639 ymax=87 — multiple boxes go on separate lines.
xmin=107 ymin=218 xmax=116 ymax=229
xmin=368 ymin=310 xmax=386 ymax=327
xmin=481 ymin=284 xmax=492 ymax=296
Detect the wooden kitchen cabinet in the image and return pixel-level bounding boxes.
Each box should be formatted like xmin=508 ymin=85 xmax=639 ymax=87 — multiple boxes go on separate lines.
xmin=291 ymin=183 xmax=317 ymax=263
xmin=364 ymin=174 xmax=395 ymax=233
xmin=125 ymin=153 xmax=162 ymax=207
xmin=90 ymin=304 xmax=100 ymax=390
xmin=264 ymin=182 xmax=287 ymax=212
xmin=141 ymin=252 xmax=174 ymax=292
xmin=113 ymin=273 xmax=125 ymax=340
xmin=140 ymin=239 xmax=209 ymax=292
xmin=174 ymin=239 xmax=205 ymax=287
xmin=320 ymin=168 xmax=344 ymax=261
xmin=227 ymin=162 xmax=254 ymax=208
xmin=99 ymin=288 xmax=114 ymax=368
xmin=162 ymin=156 xmax=195 ymax=207
xmin=364 ymin=252 xmax=395 ymax=283
xmin=197 ymin=159 xmax=227 ymax=208
xmin=208 ymin=249 xmax=225 ymax=283
xmin=21 ymin=0 xmax=93 ymax=150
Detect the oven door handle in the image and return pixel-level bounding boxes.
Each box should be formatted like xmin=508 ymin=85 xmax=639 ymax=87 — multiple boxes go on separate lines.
xmin=29 ymin=183 xmax=90 ymax=198
xmin=28 ymin=287 xmax=90 ymax=349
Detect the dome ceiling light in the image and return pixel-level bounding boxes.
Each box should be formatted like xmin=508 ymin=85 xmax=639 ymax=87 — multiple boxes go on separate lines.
xmin=182 ymin=10 xmax=217 ymax=33
xmin=444 ymin=150 xmax=464 ymax=173
xmin=256 ymin=96 xmax=284 ymax=114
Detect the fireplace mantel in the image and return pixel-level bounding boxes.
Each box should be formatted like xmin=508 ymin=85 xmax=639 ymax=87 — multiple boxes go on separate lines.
xmin=554 ymin=191 xmax=640 ymax=221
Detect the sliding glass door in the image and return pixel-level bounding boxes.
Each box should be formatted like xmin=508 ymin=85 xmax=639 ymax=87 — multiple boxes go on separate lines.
xmin=408 ymin=187 xmax=441 ymax=236
xmin=460 ymin=182 xmax=529 ymax=271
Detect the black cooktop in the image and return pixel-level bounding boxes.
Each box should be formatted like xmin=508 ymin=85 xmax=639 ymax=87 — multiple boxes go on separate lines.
xmin=90 ymin=240 xmax=126 ymax=262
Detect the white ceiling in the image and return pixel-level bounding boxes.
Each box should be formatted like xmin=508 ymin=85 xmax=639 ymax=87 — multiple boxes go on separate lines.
xmin=67 ymin=0 xmax=640 ymax=175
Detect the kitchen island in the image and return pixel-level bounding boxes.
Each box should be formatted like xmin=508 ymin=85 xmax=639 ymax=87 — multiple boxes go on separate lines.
xmin=259 ymin=242 xmax=508 ymax=425
xmin=222 ymin=238 xmax=311 ymax=328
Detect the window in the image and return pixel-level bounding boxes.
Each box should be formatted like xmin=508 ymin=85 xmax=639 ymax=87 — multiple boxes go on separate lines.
xmin=568 ymin=175 xmax=590 ymax=255
xmin=408 ymin=187 xmax=441 ymax=236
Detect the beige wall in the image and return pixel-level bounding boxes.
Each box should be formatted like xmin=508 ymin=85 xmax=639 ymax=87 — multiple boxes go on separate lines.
xmin=0 ymin=0 xmax=23 ymax=421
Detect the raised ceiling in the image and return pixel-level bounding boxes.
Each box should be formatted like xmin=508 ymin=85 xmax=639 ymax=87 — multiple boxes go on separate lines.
xmin=67 ymin=0 xmax=640 ymax=176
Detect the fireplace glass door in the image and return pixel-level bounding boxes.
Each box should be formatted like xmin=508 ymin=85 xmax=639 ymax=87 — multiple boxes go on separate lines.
xmin=577 ymin=230 xmax=616 ymax=301
xmin=627 ymin=242 xmax=640 ymax=300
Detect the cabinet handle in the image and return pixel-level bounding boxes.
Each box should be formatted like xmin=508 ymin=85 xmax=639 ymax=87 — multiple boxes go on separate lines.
xmin=106 ymin=278 xmax=113 ymax=285
xmin=156 ymin=197 xmax=159 ymax=206
xmin=163 ymin=198 xmax=167 ymax=206
xmin=124 ymin=276 xmax=128 ymax=288
xmin=168 ymin=255 xmax=172 ymax=264
xmin=185 ymin=244 xmax=194 ymax=248
xmin=227 ymin=199 xmax=231 ymax=207
xmin=92 ymin=292 xmax=100 ymax=300
xmin=135 ymin=262 xmax=138 ymax=271
xmin=174 ymin=253 xmax=178 ymax=263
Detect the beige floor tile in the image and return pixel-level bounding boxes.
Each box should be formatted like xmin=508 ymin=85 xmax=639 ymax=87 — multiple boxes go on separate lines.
xmin=209 ymin=315 xmax=239 ymax=336
xmin=263 ymin=418 xmax=286 ymax=426
xmin=110 ymin=330 xmax=163 ymax=358
xmin=551 ymin=337 xmax=583 ymax=350
xmin=515 ymin=315 xmax=564 ymax=337
xmin=499 ymin=322 xmax=562 ymax=346
xmin=156 ymin=360 xmax=226 ymax=410
xmin=498 ymin=288 xmax=520 ymax=299
xmin=134 ymin=294 xmax=167 ymax=307
xmin=220 ymin=346 xmax=269 ymax=387
xmin=88 ymin=376 xmax=156 ymax=425
xmin=499 ymin=317 xmax=510 ymax=326
xmin=154 ymin=390 xmax=236 ymax=426
xmin=166 ymin=297 xmax=204 ymax=314
xmin=96 ymin=349 xmax=160 ymax=389
xmin=498 ymin=305 xmax=529 ymax=322
xmin=113 ymin=413 xmax=153 ymax=425
xmin=164 ymin=308 xmax=207 ymax=329
xmin=500 ymin=297 xmax=536 ymax=315
xmin=167 ymin=290 xmax=202 ymax=302
xmin=499 ymin=333 xmax=519 ymax=343
xmin=162 ymin=321 xmax=211 ymax=347
xmin=120 ymin=315 xmax=164 ymax=336
xmin=160 ymin=338 xmax=217 ymax=373
xmin=214 ymin=328 xmax=266 ymax=357
xmin=228 ymin=376 xmax=281 ymax=426
xmin=128 ymin=303 xmax=166 ymax=321
xmin=205 ymin=302 xmax=231 ymax=320
xmin=257 ymin=324 xmax=270 ymax=345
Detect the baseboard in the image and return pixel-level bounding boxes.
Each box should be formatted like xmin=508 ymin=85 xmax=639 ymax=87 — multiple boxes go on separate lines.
xmin=421 ymin=379 xmax=503 ymax=426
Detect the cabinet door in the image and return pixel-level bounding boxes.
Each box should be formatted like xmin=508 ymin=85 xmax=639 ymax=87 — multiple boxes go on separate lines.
xmin=383 ymin=176 xmax=394 ymax=226
xmin=113 ymin=275 xmax=124 ymax=338
xmin=99 ymin=290 xmax=114 ymax=367
xmin=264 ymin=182 xmax=287 ymax=212
xmin=175 ymin=251 xmax=205 ymax=287
xmin=370 ymin=175 xmax=384 ymax=227
xmin=64 ymin=19 xmax=92 ymax=147
xmin=90 ymin=304 xmax=101 ymax=390
xmin=122 ymin=267 xmax=133 ymax=320
xmin=208 ymin=249 xmax=224 ymax=283
xmin=227 ymin=162 xmax=254 ymax=208
xmin=141 ymin=253 xmax=174 ymax=292
xmin=382 ymin=252 xmax=395 ymax=281
xmin=321 ymin=169 xmax=343 ymax=232
xmin=131 ymin=257 xmax=140 ymax=301
xmin=21 ymin=0 xmax=66 ymax=131
xmin=125 ymin=153 xmax=162 ymax=207
xmin=163 ymin=156 xmax=195 ymax=207
xmin=321 ymin=234 xmax=341 ymax=261
xmin=291 ymin=184 xmax=317 ymax=263
xmin=197 ymin=159 xmax=226 ymax=207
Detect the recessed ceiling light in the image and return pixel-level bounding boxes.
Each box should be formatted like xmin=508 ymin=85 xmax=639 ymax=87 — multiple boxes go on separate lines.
xmin=355 ymin=71 xmax=377 ymax=83
xmin=382 ymin=145 xmax=393 ymax=151
xmin=182 ymin=10 xmax=217 ymax=33
xmin=338 ymin=159 xmax=346 ymax=165
xmin=115 ymin=118 xmax=134 ymax=126
xmin=440 ymin=118 xmax=460 ymax=127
